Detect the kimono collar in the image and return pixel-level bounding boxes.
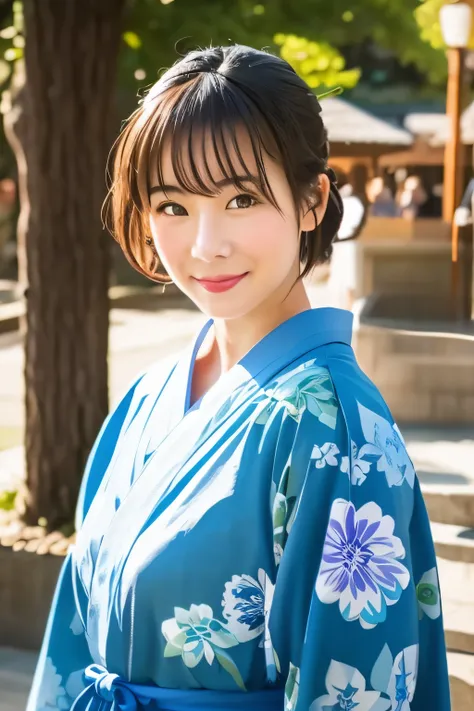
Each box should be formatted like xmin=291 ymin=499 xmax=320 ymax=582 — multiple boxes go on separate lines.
xmin=199 ymin=307 xmax=353 ymax=373
xmin=182 ymin=307 xmax=353 ymax=413
xmin=186 ymin=307 xmax=353 ymax=400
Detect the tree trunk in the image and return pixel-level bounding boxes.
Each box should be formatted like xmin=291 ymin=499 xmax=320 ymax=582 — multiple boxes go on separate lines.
xmin=15 ymin=0 xmax=126 ymax=529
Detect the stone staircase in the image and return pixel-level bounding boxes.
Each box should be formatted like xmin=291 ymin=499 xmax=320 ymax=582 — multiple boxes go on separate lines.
xmin=352 ymin=313 xmax=474 ymax=707
xmin=420 ymin=468 xmax=474 ymax=709
xmin=0 ymin=647 xmax=37 ymax=711
xmin=353 ymin=314 xmax=474 ymax=424
xmin=430 ymin=522 xmax=474 ymax=710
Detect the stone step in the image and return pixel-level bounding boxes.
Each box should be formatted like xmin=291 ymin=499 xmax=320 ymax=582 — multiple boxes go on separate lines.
xmin=0 ymin=646 xmax=37 ymax=711
xmin=375 ymin=353 xmax=474 ymax=394
xmin=438 ymin=557 xmax=474 ymax=655
xmin=431 ymin=522 xmax=474 ymax=564
xmin=448 ymin=651 xmax=474 ymax=711
xmin=390 ymin=330 xmax=474 ymax=359
xmin=421 ymin=484 xmax=474 ymax=528
xmin=444 ymin=598 xmax=474 ymax=655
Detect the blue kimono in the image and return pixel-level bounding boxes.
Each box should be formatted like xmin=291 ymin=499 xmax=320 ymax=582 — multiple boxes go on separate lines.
xmin=27 ymin=308 xmax=450 ymax=711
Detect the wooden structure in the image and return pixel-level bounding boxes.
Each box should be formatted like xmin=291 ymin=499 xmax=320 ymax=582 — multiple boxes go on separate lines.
xmin=320 ymin=98 xmax=413 ymax=186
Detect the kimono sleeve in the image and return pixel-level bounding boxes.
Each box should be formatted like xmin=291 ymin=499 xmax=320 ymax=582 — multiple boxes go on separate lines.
xmin=269 ymin=388 xmax=451 ymax=711
xmin=26 ymin=375 xmax=144 ymax=711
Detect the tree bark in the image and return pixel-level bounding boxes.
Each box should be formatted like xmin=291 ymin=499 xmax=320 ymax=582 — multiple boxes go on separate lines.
xmin=13 ymin=0 xmax=126 ymax=529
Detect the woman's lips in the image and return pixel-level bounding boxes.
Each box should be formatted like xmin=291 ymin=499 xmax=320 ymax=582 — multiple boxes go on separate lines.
xmin=194 ymin=273 xmax=249 ymax=293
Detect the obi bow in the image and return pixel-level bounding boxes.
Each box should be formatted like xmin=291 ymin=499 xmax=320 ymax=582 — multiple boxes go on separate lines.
xmin=70 ymin=664 xmax=285 ymax=711
xmin=70 ymin=664 xmax=151 ymax=711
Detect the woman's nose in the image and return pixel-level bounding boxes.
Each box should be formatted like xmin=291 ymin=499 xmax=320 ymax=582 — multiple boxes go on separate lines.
xmin=191 ymin=217 xmax=231 ymax=262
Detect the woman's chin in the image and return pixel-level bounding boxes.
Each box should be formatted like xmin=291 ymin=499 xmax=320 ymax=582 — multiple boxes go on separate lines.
xmin=178 ymin=282 xmax=258 ymax=321
xmin=194 ymin=301 xmax=255 ymax=321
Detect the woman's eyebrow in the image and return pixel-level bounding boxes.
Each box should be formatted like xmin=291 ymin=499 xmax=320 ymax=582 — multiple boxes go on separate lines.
xmin=149 ymin=176 xmax=261 ymax=195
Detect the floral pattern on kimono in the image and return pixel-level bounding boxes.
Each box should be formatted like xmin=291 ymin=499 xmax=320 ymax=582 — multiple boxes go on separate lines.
xmin=26 ymin=309 xmax=450 ymax=711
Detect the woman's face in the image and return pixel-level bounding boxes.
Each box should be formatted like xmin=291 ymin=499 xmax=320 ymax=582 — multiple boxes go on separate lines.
xmin=148 ymin=131 xmax=328 ymax=321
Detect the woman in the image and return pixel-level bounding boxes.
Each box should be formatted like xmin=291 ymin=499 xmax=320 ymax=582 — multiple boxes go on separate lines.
xmin=398 ymin=176 xmax=428 ymax=220
xmin=27 ymin=45 xmax=450 ymax=711
xmin=327 ymin=172 xmax=367 ymax=310
xmin=366 ymin=177 xmax=400 ymax=218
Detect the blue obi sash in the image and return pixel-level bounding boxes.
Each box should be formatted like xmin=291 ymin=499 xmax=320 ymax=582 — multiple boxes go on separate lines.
xmin=70 ymin=664 xmax=285 ymax=711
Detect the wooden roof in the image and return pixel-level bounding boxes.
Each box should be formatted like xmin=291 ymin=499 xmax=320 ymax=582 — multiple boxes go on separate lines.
xmin=405 ymin=102 xmax=474 ymax=146
xmin=321 ymin=98 xmax=413 ymax=147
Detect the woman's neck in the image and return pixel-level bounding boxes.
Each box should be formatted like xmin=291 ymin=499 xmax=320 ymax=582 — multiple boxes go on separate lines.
xmin=203 ymin=278 xmax=311 ymax=374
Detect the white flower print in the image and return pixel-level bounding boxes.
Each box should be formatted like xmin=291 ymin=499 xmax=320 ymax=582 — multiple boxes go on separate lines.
xmin=256 ymin=361 xmax=338 ymax=428
xmin=371 ymin=643 xmax=419 ymax=710
xmin=311 ymin=643 xmax=419 ymax=711
xmin=162 ymin=604 xmax=244 ymax=688
xmin=222 ymin=569 xmax=278 ymax=682
xmin=311 ymin=660 xmax=382 ymax=711
xmin=222 ymin=571 xmax=269 ymax=642
xmin=69 ymin=611 xmax=84 ymax=636
xmin=416 ymin=568 xmax=441 ymax=620
xmin=36 ymin=657 xmax=69 ymax=710
xmin=358 ymin=404 xmax=415 ymax=488
xmin=340 ymin=440 xmax=381 ymax=486
xmin=316 ymin=499 xmax=410 ymax=629
xmin=311 ymin=442 xmax=340 ymax=469
xmin=387 ymin=645 xmax=419 ymax=711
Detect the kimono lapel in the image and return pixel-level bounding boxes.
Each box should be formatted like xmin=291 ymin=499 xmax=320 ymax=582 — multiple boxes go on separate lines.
xmin=135 ymin=319 xmax=214 ymax=468
xmin=77 ymin=308 xmax=353 ymax=653
xmin=107 ymin=307 xmax=353 ymax=511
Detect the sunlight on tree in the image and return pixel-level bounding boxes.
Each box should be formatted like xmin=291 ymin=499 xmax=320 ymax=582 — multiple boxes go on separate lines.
xmin=274 ymin=34 xmax=361 ymax=89
xmin=416 ymin=0 xmax=474 ymax=49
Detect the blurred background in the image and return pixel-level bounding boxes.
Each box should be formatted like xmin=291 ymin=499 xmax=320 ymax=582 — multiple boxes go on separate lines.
xmin=0 ymin=1 xmax=473 ymax=709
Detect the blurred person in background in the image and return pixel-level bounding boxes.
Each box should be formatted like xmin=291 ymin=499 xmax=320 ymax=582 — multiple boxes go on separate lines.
xmin=420 ymin=183 xmax=442 ymax=219
xmin=398 ymin=174 xmax=429 ymax=219
xmin=454 ymin=177 xmax=474 ymax=227
xmin=366 ymin=176 xmax=400 ymax=217
xmin=0 ymin=177 xmax=16 ymax=263
xmin=328 ymin=170 xmax=367 ymax=310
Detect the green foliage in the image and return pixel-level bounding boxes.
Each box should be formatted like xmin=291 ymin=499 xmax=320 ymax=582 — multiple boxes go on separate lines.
xmin=274 ymin=34 xmax=360 ymax=89
xmin=123 ymin=31 xmax=142 ymax=50
xmin=416 ymin=0 xmax=446 ymax=49
xmin=119 ymin=0 xmax=447 ymax=92
xmin=0 ymin=0 xmax=23 ymax=86
xmin=0 ymin=489 xmax=17 ymax=511
xmin=0 ymin=0 xmax=450 ymax=94
xmin=416 ymin=0 xmax=474 ymax=50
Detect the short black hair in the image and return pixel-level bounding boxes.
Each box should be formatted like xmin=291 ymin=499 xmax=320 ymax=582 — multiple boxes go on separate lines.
xmin=105 ymin=44 xmax=343 ymax=282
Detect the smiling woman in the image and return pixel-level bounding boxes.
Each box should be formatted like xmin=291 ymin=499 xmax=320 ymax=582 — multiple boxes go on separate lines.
xmin=146 ymin=127 xmax=327 ymax=325
xmin=27 ymin=45 xmax=450 ymax=711
xmin=103 ymin=45 xmax=342 ymax=288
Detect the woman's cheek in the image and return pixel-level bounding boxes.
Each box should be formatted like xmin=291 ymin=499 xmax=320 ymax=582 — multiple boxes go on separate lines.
xmin=151 ymin=224 xmax=187 ymax=276
xmin=236 ymin=211 xmax=282 ymax=252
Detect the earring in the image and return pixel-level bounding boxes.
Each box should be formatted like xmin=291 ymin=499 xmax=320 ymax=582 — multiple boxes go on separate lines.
xmin=144 ymin=236 xmax=172 ymax=287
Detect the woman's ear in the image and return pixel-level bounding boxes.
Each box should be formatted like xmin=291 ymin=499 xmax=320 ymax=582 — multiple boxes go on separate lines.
xmin=301 ymin=174 xmax=330 ymax=231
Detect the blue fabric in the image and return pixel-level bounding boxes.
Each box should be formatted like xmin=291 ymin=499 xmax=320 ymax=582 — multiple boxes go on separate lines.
xmin=27 ymin=308 xmax=451 ymax=711
xmin=70 ymin=664 xmax=284 ymax=710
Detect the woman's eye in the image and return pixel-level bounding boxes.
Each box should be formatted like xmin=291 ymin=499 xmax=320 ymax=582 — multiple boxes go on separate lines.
xmin=227 ymin=194 xmax=258 ymax=210
xmin=157 ymin=202 xmax=188 ymax=216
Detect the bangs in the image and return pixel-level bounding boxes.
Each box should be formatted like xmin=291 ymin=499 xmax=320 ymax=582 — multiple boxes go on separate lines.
xmin=105 ymin=45 xmax=342 ymax=285
xmin=135 ymin=74 xmax=283 ymax=209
